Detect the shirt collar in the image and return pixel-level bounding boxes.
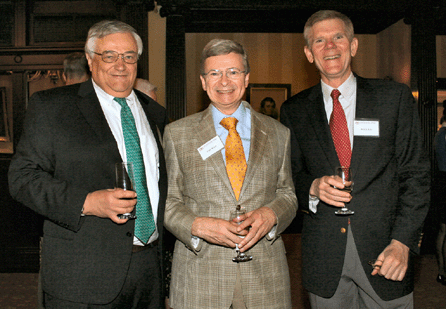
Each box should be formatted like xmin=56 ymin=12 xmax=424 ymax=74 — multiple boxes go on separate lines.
xmin=321 ymin=73 xmax=356 ymax=106
xmin=92 ymin=79 xmax=137 ymax=107
xmin=212 ymin=102 xmax=250 ymax=134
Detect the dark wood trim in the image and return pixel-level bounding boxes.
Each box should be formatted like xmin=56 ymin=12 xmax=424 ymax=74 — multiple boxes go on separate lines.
xmin=410 ymin=8 xmax=438 ymax=254
xmin=165 ymin=13 xmax=186 ymax=121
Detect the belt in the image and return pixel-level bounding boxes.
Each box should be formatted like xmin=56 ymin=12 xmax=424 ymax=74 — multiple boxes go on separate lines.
xmin=132 ymin=239 xmax=159 ymax=253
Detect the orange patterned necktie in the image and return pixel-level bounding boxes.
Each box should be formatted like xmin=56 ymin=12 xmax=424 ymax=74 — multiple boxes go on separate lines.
xmin=330 ymin=89 xmax=352 ymax=169
xmin=220 ymin=117 xmax=247 ymax=200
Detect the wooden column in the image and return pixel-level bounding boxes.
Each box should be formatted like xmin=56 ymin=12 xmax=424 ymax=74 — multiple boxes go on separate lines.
xmin=410 ymin=9 xmax=437 ymax=254
xmin=121 ymin=1 xmax=155 ymax=80
xmin=162 ymin=7 xmax=187 ymax=121
xmin=410 ymin=10 xmax=437 ymax=164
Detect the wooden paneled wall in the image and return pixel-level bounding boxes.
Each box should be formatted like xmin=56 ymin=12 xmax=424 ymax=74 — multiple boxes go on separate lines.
xmin=185 ymin=32 xmax=380 ymax=116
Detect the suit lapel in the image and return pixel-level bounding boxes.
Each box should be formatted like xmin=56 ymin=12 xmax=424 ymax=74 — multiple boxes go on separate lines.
xmin=305 ymin=85 xmax=340 ymax=172
xmin=241 ymin=105 xmax=268 ymax=199
xmin=194 ymin=106 xmax=235 ymax=198
xmin=76 ymin=80 xmax=119 ymax=146
xmin=350 ymin=76 xmax=377 ymax=179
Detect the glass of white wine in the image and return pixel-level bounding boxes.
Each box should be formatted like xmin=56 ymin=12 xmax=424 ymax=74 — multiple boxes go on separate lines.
xmin=229 ymin=205 xmax=253 ymax=262
xmin=334 ymin=166 xmax=354 ymax=215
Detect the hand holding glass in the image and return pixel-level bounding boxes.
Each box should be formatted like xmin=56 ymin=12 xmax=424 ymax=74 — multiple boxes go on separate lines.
xmin=229 ymin=205 xmax=253 ymax=262
xmin=334 ymin=166 xmax=354 ymax=215
xmin=115 ymin=162 xmax=137 ymax=219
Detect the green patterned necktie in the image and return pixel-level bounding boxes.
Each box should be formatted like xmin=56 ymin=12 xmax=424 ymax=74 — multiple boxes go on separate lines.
xmin=114 ymin=97 xmax=155 ymax=244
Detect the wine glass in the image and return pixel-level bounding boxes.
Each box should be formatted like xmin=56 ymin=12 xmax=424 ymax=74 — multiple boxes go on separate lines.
xmin=115 ymin=162 xmax=137 ymax=219
xmin=334 ymin=166 xmax=354 ymax=215
xmin=229 ymin=205 xmax=253 ymax=262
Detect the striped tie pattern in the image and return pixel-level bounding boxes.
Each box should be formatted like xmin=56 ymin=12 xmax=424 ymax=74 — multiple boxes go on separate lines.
xmin=220 ymin=117 xmax=247 ymax=200
xmin=114 ymin=97 xmax=155 ymax=243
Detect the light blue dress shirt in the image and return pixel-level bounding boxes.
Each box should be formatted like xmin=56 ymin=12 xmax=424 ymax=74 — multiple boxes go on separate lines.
xmin=211 ymin=102 xmax=251 ymax=162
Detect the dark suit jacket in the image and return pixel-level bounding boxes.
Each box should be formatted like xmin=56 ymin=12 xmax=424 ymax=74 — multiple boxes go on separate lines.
xmin=280 ymin=75 xmax=430 ymax=300
xmin=8 ymin=79 xmax=168 ymax=304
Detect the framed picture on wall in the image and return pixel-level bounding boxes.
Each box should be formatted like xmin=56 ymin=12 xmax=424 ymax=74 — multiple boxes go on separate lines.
xmin=0 ymin=87 xmax=13 ymax=154
xmin=246 ymin=83 xmax=291 ymax=120
xmin=437 ymin=78 xmax=446 ymax=128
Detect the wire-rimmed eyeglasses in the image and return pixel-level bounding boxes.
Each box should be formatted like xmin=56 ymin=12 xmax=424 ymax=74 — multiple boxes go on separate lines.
xmin=91 ymin=50 xmax=139 ymax=64
xmin=202 ymin=68 xmax=246 ymax=81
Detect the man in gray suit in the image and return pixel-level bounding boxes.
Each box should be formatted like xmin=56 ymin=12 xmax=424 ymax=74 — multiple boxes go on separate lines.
xmin=163 ymin=39 xmax=297 ymax=309
xmin=9 ymin=20 xmax=167 ymax=308
xmin=280 ymin=10 xmax=430 ymax=308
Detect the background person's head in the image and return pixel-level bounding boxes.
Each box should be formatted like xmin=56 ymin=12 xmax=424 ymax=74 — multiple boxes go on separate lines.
xmin=134 ymin=78 xmax=158 ymax=101
xmin=63 ymin=52 xmax=90 ymax=85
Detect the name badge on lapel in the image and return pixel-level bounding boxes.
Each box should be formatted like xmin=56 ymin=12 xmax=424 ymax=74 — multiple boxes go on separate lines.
xmin=197 ymin=136 xmax=224 ymax=160
xmin=354 ymin=119 xmax=380 ymax=137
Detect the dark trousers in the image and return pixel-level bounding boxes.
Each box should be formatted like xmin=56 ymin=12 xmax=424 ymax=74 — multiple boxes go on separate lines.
xmin=44 ymin=246 xmax=162 ymax=309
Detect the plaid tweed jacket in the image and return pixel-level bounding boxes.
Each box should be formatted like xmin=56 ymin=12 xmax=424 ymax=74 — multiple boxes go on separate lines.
xmin=163 ymin=101 xmax=298 ymax=309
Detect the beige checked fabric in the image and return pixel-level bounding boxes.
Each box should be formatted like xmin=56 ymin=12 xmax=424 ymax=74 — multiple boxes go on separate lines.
xmin=220 ymin=117 xmax=247 ymax=200
xmin=330 ymin=89 xmax=351 ymax=169
xmin=163 ymin=102 xmax=297 ymax=308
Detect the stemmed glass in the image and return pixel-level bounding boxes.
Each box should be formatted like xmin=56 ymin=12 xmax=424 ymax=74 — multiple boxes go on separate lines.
xmin=229 ymin=205 xmax=253 ymax=262
xmin=115 ymin=162 xmax=137 ymax=219
xmin=334 ymin=166 xmax=354 ymax=215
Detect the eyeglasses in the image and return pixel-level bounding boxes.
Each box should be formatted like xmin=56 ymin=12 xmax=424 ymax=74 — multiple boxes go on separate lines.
xmin=202 ymin=68 xmax=246 ymax=81
xmin=91 ymin=50 xmax=138 ymax=64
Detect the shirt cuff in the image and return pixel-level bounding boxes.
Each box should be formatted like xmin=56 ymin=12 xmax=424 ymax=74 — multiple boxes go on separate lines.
xmin=268 ymin=225 xmax=278 ymax=239
xmin=191 ymin=236 xmax=202 ymax=250
xmin=309 ymin=195 xmax=319 ymax=213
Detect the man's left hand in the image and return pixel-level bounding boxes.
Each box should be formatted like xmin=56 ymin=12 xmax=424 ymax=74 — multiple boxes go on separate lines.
xmin=237 ymin=207 xmax=276 ymax=252
xmin=371 ymin=239 xmax=409 ymax=281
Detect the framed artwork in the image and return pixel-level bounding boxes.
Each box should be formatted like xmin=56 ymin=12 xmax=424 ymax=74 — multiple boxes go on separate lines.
xmin=246 ymin=83 xmax=291 ymax=120
xmin=438 ymin=78 xmax=446 ymax=128
xmin=0 ymin=87 xmax=13 ymax=154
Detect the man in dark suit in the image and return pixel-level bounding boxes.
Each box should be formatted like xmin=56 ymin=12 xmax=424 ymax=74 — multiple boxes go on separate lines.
xmin=280 ymin=10 xmax=430 ymax=308
xmin=8 ymin=20 xmax=168 ymax=308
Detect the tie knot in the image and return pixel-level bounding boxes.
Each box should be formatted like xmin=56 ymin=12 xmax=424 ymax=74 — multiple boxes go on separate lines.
xmin=220 ymin=117 xmax=238 ymax=131
xmin=331 ymin=89 xmax=341 ymax=101
xmin=114 ymin=97 xmax=128 ymax=108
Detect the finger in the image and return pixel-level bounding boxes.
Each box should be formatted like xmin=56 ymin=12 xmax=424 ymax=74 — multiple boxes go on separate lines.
xmin=240 ymin=227 xmax=266 ymax=252
xmin=110 ymin=215 xmax=129 ymax=224
xmin=237 ymin=216 xmax=254 ymax=232
xmin=396 ymin=268 xmax=407 ymax=281
xmin=238 ymin=226 xmax=260 ymax=250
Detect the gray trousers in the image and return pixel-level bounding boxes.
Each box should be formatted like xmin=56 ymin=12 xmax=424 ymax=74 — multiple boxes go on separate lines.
xmin=309 ymin=226 xmax=413 ymax=309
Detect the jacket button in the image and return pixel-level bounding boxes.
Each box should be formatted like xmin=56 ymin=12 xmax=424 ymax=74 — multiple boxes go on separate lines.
xmin=340 ymin=228 xmax=347 ymax=233
xmin=126 ymin=232 xmax=132 ymax=237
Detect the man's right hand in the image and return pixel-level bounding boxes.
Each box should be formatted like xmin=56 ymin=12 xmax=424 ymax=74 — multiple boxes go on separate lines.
xmin=82 ymin=188 xmax=137 ymax=223
xmin=310 ymin=176 xmax=352 ymax=207
xmin=191 ymin=217 xmax=248 ymax=248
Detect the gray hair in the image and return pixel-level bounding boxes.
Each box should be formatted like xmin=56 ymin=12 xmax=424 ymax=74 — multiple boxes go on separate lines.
xmin=63 ymin=52 xmax=89 ymax=80
xmin=303 ymin=10 xmax=355 ymax=47
xmin=200 ymin=39 xmax=250 ymax=74
xmin=134 ymin=78 xmax=157 ymax=93
xmin=85 ymin=20 xmax=143 ymax=57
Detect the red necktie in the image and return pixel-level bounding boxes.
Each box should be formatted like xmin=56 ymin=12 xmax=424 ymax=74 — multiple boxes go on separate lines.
xmin=330 ymin=89 xmax=351 ymax=168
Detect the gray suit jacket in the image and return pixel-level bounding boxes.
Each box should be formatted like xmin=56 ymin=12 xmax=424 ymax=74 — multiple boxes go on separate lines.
xmin=8 ymin=80 xmax=168 ymax=304
xmin=163 ymin=101 xmax=297 ymax=309
xmin=280 ymin=75 xmax=430 ymax=300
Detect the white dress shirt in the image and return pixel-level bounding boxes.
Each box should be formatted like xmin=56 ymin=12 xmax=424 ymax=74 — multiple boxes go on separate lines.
xmin=309 ymin=73 xmax=357 ymax=213
xmin=93 ymin=80 xmax=160 ymax=245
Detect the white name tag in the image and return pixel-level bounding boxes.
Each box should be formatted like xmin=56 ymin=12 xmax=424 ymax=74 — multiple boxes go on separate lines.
xmin=354 ymin=119 xmax=380 ymax=137
xmin=197 ymin=136 xmax=224 ymax=160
